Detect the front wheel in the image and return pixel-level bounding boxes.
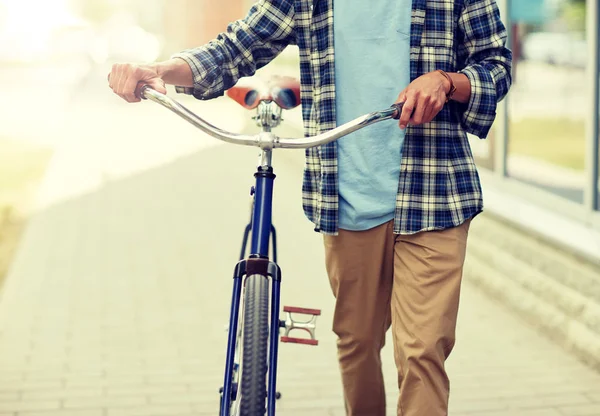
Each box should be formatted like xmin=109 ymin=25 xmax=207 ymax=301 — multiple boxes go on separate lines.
xmin=240 ymin=274 xmax=270 ymax=416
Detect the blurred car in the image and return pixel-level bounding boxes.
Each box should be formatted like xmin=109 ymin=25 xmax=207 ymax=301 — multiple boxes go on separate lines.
xmin=522 ymin=31 xmax=587 ymax=69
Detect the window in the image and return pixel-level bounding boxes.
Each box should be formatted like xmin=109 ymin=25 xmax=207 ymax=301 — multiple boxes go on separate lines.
xmin=506 ymin=0 xmax=587 ymax=203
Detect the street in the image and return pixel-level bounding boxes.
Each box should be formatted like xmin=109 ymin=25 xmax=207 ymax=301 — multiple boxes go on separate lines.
xmin=0 ymin=62 xmax=599 ymax=415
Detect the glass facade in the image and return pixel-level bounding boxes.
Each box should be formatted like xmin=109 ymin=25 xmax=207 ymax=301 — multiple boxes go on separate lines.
xmin=507 ymin=0 xmax=587 ymax=203
xmin=597 ymin=120 xmax=600 ymax=210
xmin=476 ymin=0 xmax=600 ymax=228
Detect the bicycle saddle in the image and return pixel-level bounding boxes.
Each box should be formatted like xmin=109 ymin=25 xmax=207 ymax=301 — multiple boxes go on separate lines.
xmin=226 ymin=76 xmax=301 ymax=110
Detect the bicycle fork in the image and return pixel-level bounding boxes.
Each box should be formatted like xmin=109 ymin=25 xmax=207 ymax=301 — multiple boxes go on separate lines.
xmin=219 ymin=153 xmax=321 ymax=416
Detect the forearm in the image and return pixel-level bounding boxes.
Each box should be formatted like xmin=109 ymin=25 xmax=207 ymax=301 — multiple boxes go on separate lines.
xmin=454 ymin=0 xmax=512 ymax=138
xmin=151 ymin=58 xmax=194 ymax=88
xmin=164 ymin=0 xmax=295 ymax=99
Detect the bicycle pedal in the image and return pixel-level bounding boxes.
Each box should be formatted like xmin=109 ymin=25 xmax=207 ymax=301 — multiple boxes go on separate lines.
xmin=281 ymin=336 xmax=318 ymax=346
xmin=283 ymin=306 xmax=321 ymax=316
xmin=280 ymin=306 xmax=321 ymax=346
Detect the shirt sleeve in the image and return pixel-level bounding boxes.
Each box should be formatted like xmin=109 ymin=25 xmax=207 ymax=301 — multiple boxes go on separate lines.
xmin=171 ymin=0 xmax=296 ymax=99
xmin=457 ymin=0 xmax=513 ymax=139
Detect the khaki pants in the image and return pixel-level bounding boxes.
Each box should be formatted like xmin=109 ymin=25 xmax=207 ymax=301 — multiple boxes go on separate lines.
xmin=323 ymin=219 xmax=471 ymax=416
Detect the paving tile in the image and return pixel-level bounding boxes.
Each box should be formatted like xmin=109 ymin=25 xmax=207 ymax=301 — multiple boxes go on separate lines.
xmin=558 ymin=404 xmax=600 ymax=416
xmin=19 ymin=410 xmax=102 ymax=416
xmin=0 ymin=400 xmax=60 ymax=412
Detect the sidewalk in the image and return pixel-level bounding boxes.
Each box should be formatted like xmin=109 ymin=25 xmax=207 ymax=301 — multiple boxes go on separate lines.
xmin=0 ymin=72 xmax=599 ymax=416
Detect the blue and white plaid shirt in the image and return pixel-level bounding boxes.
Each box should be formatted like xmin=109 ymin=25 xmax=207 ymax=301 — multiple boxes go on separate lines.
xmin=173 ymin=0 xmax=512 ymax=235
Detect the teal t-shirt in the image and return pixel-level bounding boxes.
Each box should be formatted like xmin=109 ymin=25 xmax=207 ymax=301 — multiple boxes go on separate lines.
xmin=334 ymin=1 xmax=412 ymax=231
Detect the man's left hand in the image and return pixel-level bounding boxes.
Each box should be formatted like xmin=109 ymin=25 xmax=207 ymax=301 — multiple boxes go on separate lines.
xmin=395 ymin=71 xmax=450 ymax=130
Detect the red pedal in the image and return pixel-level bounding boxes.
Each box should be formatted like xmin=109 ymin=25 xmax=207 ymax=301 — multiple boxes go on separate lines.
xmin=281 ymin=336 xmax=318 ymax=346
xmin=281 ymin=306 xmax=320 ymax=346
xmin=283 ymin=306 xmax=321 ymax=315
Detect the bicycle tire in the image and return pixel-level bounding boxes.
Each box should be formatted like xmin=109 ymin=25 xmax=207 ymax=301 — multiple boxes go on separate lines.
xmin=240 ymin=273 xmax=270 ymax=416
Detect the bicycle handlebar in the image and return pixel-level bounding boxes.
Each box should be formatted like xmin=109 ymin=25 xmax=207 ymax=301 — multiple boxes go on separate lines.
xmin=141 ymin=86 xmax=403 ymax=150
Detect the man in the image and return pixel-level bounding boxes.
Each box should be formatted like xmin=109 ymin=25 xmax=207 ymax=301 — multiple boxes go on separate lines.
xmin=109 ymin=0 xmax=512 ymax=414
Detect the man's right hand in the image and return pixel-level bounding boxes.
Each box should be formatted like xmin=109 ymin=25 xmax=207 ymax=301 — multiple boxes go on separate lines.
xmin=108 ymin=63 xmax=168 ymax=103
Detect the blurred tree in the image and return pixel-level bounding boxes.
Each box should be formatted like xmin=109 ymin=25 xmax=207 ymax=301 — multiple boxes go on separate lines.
xmin=562 ymin=0 xmax=586 ymax=32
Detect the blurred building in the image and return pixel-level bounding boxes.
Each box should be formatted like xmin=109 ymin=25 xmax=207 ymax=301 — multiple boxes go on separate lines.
xmin=463 ymin=0 xmax=600 ymax=369
xmin=470 ymin=0 xmax=596 ymax=216
xmin=162 ymin=0 xmax=248 ymax=55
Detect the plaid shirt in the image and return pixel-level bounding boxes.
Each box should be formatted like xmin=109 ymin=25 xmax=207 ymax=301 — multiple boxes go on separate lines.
xmin=173 ymin=0 xmax=512 ymax=235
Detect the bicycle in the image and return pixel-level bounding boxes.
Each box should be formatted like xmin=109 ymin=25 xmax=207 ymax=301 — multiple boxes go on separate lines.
xmin=139 ymin=77 xmax=403 ymax=416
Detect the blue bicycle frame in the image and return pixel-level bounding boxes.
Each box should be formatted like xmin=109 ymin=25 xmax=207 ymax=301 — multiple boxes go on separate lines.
xmin=220 ymin=152 xmax=282 ymax=416
xmin=138 ymin=84 xmax=403 ymax=416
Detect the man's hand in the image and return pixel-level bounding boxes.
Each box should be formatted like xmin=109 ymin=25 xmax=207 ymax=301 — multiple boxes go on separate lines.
xmin=108 ymin=63 xmax=167 ymax=103
xmin=395 ymin=71 xmax=450 ymax=130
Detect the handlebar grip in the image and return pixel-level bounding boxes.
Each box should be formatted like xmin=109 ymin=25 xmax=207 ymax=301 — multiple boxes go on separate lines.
xmin=140 ymin=84 xmax=152 ymax=100
xmin=390 ymin=102 xmax=404 ymax=120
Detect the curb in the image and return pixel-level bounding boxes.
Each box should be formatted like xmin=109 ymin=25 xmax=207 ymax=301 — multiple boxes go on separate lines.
xmin=465 ymin=213 xmax=600 ymax=372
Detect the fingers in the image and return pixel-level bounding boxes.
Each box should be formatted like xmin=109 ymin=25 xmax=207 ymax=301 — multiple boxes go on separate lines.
xmin=399 ymin=93 xmax=415 ymax=130
xmin=108 ymin=63 xmax=132 ymax=102
xmin=398 ymin=92 xmax=447 ymax=129
xmin=410 ymin=94 xmax=428 ymax=125
xmin=148 ymin=78 xmax=167 ymax=94
xmin=424 ymin=98 xmax=444 ymax=123
xmin=121 ymin=74 xmax=141 ymax=103
xmin=396 ymin=71 xmax=450 ymax=129
xmin=108 ymin=63 xmax=161 ymax=103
